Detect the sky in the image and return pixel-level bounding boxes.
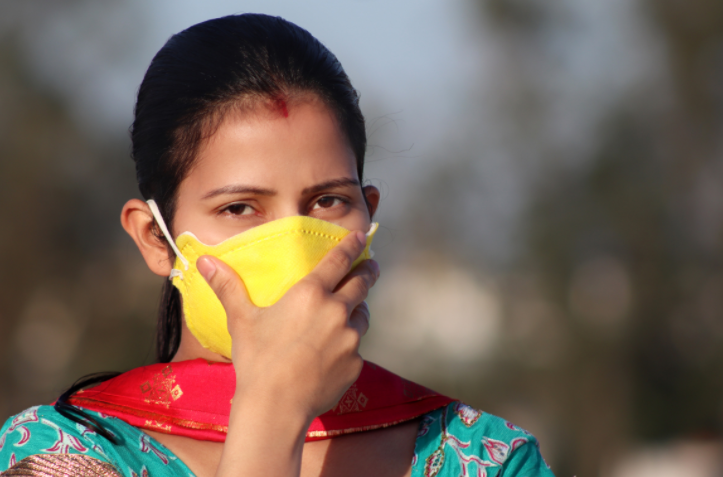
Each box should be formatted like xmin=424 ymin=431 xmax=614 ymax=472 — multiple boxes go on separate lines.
xmin=14 ymin=0 xmax=485 ymax=154
xmin=3 ymin=0 xmax=663 ymax=262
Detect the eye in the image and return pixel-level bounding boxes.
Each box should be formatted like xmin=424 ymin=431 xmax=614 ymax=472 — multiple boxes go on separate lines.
xmin=220 ymin=202 xmax=254 ymax=216
xmin=312 ymin=195 xmax=347 ymax=210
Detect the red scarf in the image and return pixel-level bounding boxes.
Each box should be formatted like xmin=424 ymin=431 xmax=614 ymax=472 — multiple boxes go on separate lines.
xmin=68 ymin=359 xmax=453 ymax=442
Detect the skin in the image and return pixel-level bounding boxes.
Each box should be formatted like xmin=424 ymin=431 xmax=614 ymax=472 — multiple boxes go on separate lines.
xmin=121 ymin=98 xmax=419 ymax=477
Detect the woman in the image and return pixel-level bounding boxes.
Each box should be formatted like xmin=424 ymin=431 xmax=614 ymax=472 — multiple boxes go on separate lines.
xmin=0 ymin=14 xmax=554 ymax=477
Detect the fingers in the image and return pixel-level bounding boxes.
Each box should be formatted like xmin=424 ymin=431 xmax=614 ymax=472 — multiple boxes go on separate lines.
xmin=334 ymin=259 xmax=380 ymax=307
xmin=307 ymin=231 xmax=367 ymax=291
xmin=348 ymin=301 xmax=370 ymax=337
xmin=197 ymin=255 xmax=253 ymax=319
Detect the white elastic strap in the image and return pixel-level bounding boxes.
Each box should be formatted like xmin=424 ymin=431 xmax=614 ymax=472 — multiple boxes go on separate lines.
xmin=169 ymin=269 xmax=184 ymax=280
xmin=367 ymin=223 xmax=378 ymax=258
xmin=147 ymin=199 xmax=189 ymax=271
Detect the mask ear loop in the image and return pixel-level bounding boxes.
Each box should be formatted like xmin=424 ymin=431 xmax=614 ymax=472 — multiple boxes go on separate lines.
xmin=366 ymin=222 xmax=378 ymax=258
xmin=147 ymin=200 xmax=189 ymax=278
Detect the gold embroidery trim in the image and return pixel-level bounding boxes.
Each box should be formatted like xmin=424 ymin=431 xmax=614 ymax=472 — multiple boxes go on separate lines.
xmin=1 ymin=454 xmax=121 ymax=476
xmin=68 ymin=397 xmax=229 ymax=434
xmin=306 ymin=416 xmax=420 ymax=438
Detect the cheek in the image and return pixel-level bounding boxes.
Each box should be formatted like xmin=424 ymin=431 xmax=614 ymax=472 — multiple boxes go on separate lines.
xmin=344 ymin=206 xmax=373 ymax=232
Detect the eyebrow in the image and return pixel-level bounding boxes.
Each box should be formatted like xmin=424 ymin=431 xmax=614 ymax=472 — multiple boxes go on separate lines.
xmin=201 ymin=177 xmax=361 ymax=200
xmin=301 ymin=178 xmax=360 ymax=195
xmin=202 ymin=185 xmax=276 ymax=200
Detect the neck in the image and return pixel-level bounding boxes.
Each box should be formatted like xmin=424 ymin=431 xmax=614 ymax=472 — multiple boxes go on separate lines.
xmin=171 ymin=319 xmax=232 ymax=363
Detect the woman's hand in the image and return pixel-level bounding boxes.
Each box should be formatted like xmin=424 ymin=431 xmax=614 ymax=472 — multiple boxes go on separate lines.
xmin=198 ymin=231 xmax=379 ymax=476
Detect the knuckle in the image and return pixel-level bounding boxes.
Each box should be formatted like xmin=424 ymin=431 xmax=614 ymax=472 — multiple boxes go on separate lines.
xmin=298 ymin=279 xmax=325 ymax=303
xmin=342 ymin=329 xmax=361 ymax=353
xmin=329 ymin=299 xmax=350 ymax=318
xmin=328 ymin=248 xmax=353 ymax=272
xmin=356 ymin=274 xmax=372 ymax=297
xmin=350 ymin=308 xmax=370 ymax=337
xmin=213 ymin=275 xmax=236 ymax=301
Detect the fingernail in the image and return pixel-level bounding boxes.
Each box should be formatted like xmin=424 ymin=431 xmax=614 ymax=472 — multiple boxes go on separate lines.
xmin=370 ymin=260 xmax=380 ymax=278
xmin=197 ymin=256 xmax=217 ymax=281
xmin=355 ymin=231 xmax=366 ymax=247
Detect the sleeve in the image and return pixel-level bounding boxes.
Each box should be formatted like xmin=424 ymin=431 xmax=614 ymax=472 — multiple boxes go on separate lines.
xmin=500 ymin=440 xmax=555 ymax=477
xmin=437 ymin=402 xmax=557 ymax=477
xmin=0 ymin=406 xmax=122 ymax=476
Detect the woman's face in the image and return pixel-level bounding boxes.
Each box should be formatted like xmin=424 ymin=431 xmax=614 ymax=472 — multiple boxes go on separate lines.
xmin=172 ymin=98 xmax=378 ymax=245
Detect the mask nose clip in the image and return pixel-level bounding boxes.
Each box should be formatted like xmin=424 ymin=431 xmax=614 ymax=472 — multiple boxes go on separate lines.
xmin=147 ymin=200 xmax=190 ymax=278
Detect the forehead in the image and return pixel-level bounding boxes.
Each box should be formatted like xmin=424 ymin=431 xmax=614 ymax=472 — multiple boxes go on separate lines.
xmin=183 ymin=99 xmax=358 ymax=194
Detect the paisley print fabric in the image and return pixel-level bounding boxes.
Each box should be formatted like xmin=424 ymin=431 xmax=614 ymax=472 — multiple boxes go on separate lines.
xmin=412 ymin=402 xmax=554 ymax=477
xmin=1 ymin=402 xmax=554 ymax=476
xmin=0 ymin=406 xmax=193 ymax=476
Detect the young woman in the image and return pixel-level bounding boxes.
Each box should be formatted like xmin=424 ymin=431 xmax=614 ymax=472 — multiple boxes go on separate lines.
xmin=0 ymin=14 xmax=554 ymax=477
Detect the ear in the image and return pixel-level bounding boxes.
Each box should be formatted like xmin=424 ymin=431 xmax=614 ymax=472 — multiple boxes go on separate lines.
xmin=362 ymin=185 xmax=380 ymax=219
xmin=121 ymin=199 xmax=174 ymax=277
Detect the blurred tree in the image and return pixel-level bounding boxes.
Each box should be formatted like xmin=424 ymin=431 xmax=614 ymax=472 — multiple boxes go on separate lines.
xmin=0 ymin=5 xmax=160 ymax=419
xmin=388 ymin=0 xmax=723 ymax=474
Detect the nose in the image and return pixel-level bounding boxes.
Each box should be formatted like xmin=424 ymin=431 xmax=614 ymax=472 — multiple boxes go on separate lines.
xmin=269 ymin=199 xmax=308 ymax=221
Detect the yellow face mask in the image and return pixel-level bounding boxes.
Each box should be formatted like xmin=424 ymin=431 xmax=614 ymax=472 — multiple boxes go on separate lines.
xmin=147 ymin=200 xmax=378 ymax=359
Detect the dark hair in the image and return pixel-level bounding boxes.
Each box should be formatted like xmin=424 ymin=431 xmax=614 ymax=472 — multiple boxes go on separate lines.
xmin=56 ymin=12 xmax=366 ymax=434
xmin=133 ymin=13 xmax=367 ymax=362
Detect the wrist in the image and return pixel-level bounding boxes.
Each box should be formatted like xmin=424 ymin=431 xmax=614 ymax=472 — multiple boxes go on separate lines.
xmin=231 ymin=382 xmax=314 ymax=435
xmin=216 ymin=386 xmax=311 ymax=477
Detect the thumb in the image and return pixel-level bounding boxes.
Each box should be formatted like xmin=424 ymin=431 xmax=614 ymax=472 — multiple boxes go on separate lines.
xmin=197 ymin=255 xmax=253 ymax=319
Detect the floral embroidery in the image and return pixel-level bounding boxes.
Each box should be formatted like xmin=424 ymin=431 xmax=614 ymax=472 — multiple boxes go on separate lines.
xmin=424 ymin=406 xmax=496 ymax=477
xmin=77 ymin=423 xmax=95 ymax=437
xmin=1 ymin=408 xmax=40 ymax=454
xmin=424 ymin=447 xmax=445 ymax=477
xmin=1 ymin=406 xmax=196 ymax=475
xmin=140 ymin=433 xmax=170 ymax=465
xmin=505 ymin=421 xmax=531 ymax=435
xmin=454 ymin=402 xmax=482 ymax=427
xmin=333 ymin=384 xmax=369 ymax=414
xmin=418 ymin=415 xmax=436 ymax=437
xmin=445 ymin=434 xmax=495 ymax=476
xmin=74 ymin=423 xmax=111 ymax=460
xmin=144 ymin=420 xmax=173 ymax=432
xmin=7 ymin=407 xmax=40 ymax=431
xmin=14 ymin=427 xmax=31 ymax=447
xmin=481 ymin=437 xmax=509 ymax=465
xmin=130 ymin=466 xmax=150 ymax=477
xmin=140 ymin=364 xmax=184 ymax=409
xmin=41 ymin=419 xmax=89 ymax=454
xmin=511 ymin=437 xmax=528 ymax=451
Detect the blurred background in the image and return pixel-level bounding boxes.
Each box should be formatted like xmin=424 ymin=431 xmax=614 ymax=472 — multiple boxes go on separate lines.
xmin=2 ymin=0 xmax=723 ymax=475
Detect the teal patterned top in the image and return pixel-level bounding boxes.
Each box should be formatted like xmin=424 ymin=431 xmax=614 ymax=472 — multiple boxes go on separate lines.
xmin=0 ymin=405 xmax=193 ymax=476
xmin=0 ymin=403 xmax=554 ymax=476
xmin=412 ymin=402 xmax=554 ymax=477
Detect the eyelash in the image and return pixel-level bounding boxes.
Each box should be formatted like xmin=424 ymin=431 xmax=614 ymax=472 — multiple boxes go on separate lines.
xmin=312 ymin=195 xmax=349 ymax=210
xmin=219 ymin=202 xmax=254 ymax=216
xmin=217 ymin=194 xmax=350 ymax=217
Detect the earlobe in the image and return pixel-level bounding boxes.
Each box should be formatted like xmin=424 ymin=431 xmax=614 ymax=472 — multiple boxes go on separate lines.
xmin=121 ymin=199 xmax=174 ymax=277
xmin=362 ymin=185 xmax=381 ymax=219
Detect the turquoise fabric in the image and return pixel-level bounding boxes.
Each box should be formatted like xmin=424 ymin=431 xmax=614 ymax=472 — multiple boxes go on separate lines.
xmin=0 ymin=405 xmax=193 ymax=476
xmin=0 ymin=403 xmax=554 ymax=476
xmin=411 ymin=402 xmax=554 ymax=477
